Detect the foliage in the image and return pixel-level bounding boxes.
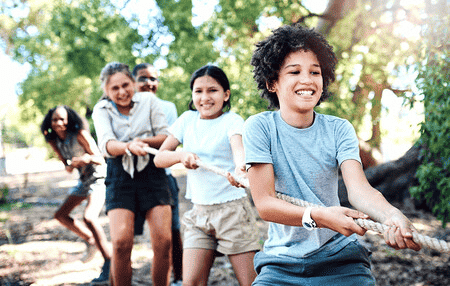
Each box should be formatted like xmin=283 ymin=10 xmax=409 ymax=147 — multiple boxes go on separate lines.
xmin=1 ymin=123 xmax=28 ymax=148
xmin=0 ymin=0 xmax=444 ymax=151
xmin=5 ymin=0 xmax=143 ymax=121
xmin=410 ymin=16 xmax=450 ymax=227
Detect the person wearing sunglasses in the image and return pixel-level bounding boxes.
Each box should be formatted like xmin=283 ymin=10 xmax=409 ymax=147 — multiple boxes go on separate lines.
xmin=133 ymin=63 xmax=160 ymax=93
xmin=132 ymin=63 xmax=183 ymax=286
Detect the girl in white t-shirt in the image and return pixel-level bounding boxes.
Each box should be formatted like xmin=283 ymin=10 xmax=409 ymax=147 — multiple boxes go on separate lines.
xmin=154 ymin=65 xmax=259 ymax=286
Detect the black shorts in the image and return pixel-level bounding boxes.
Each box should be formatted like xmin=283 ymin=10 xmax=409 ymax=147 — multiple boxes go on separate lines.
xmin=105 ymin=155 xmax=173 ymax=214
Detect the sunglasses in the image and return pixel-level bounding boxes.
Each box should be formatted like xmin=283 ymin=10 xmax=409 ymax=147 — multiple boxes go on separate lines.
xmin=137 ymin=76 xmax=159 ymax=83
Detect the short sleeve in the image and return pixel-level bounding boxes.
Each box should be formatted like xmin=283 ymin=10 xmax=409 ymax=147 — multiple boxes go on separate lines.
xmin=335 ymin=120 xmax=361 ymax=166
xmin=169 ymin=111 xmax=190 ymax=144
xmin=148 ymin=94 xmax=170 ymax=136
xmin=92 ymin=100 xmax=116 ymax=157
xmin=226 ymin=113 xmax=245 ymax=139
xmin=243 ymin=114 xmax=273 ymax=166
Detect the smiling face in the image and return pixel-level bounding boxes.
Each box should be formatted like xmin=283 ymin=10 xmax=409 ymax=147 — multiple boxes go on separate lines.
xmin=104 ymin=72 xmax=135 ymax=109
xmin=271 ymin=49 xmax=323 ymax=117
xmin=135 ymin=66 xmax=159 ymax=93
xmin=51 ymin=107 xmax=68 ymax=139
xmin=192 ymin=75 xmax=230 ymax=120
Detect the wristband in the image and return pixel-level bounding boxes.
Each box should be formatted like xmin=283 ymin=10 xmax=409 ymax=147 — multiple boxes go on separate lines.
xmin=125 ymin=147 xmax=132 ymax=156
xmin=302 ymin=207 xmax=318 ymax=231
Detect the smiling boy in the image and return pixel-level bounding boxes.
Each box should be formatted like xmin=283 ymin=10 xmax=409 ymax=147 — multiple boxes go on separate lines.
xmin=243 ymin=24 xmax=421 ymax=285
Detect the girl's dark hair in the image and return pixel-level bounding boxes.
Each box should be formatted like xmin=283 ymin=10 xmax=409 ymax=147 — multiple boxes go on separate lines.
xmin=188 ymin=65 xmax=231 ymax=112
xmin=250 ymin=24 xmax=337 ymax=109
xmin=41 ymin=106 xmax=84 ymax=142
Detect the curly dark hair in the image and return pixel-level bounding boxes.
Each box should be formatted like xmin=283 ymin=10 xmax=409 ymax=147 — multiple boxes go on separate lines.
xmin=188 ymin=65 xmax=231 ymax=112
xmin=250 ymin=24 xmax=337 ymax=109
xmin=41 ymin=106 xmax=84 ymax=142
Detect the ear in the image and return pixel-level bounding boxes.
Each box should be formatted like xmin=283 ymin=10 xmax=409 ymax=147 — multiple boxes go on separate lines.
xmin=224 ymin=89 xmax=231 ymax=102
xmin=266 ymin=81 xmax=276 ymax=93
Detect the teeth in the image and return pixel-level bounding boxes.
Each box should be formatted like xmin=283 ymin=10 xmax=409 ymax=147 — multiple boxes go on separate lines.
xmin=296 ymin=90 xmax=313 ymax=95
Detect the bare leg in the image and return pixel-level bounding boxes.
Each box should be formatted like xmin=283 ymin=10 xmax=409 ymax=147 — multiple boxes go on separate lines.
xmin=182 ymin=248 xmax=215 ymax=286
xmin=228 ymin=251 xmax=257 ymax=286
xmin=108 ymin=208 xmax=135 ymax=286
xmin=54 ymin=195 xmax=94 ymax=243
xmin=146 ymin=205 xmax=172 ymax=286
xmin=83 ymin=188 xmax=111 ymax=260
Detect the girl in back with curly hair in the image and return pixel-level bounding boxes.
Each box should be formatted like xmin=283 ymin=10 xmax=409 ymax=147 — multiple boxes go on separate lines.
xmin=41 ymin=106 xmax=111 ymax=285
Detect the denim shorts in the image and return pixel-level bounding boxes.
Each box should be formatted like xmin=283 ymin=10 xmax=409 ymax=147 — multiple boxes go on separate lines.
xmin=69 ymin=178 xmax=105 ymax=197
xmin=252 ymin=238 xmax=376 ymax=285
xmin=105 ymin=156 xmax=172 ymax=214
xmin=183 ymin=197 xmax=260 ymax=255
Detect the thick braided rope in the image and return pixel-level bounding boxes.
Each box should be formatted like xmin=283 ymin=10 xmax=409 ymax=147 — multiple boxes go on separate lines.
xmin=276 ymin=193 xmax=450 ymax=253
xmin=145 ymin=147 xmax=450 ymax=253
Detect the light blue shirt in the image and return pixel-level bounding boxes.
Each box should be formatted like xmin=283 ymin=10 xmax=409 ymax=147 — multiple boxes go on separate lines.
xmin=243 ymin=111 xmax=361 ymax=258
xmin=157 ymin=97 xmax=178 ymax=175
xmin=169 ymin=110 xmax=247 ymax=204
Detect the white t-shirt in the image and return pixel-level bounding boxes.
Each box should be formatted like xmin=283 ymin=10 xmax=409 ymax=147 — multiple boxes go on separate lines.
xmin=169 ymin=110 xmax=247 ymax=204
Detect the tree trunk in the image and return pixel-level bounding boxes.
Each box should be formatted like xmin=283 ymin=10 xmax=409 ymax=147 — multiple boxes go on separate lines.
xmin=339 ymin=145 xmax=421 ymax=207
xmin=316 ymin=0 xmax=357 ymax=35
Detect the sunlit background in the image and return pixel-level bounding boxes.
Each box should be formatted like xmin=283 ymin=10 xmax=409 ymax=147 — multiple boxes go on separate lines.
xmin=0 ymin=0 xmax=427 ymax=174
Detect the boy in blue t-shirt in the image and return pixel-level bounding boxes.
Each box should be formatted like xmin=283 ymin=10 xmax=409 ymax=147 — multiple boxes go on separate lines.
xmin=243 ymin=24 xmax=421 ymax=285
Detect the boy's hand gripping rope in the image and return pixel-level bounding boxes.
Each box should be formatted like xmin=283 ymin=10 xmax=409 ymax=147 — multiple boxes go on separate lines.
xmin=144 ymin=146 xmax=450 ymax=253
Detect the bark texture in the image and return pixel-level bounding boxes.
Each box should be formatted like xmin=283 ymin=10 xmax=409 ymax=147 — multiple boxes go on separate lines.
xmin=339 ymin=145 xmax=421 ymax=207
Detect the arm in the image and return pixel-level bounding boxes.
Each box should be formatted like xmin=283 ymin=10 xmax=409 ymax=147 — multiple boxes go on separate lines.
xmin=342 ymin=159 xmax=421 ymax=250
xmin=69 ymin=130 xmax=105 ymax=168
xmin=248 ymin=163 xmax=368 ymax=236
xmin=154 ymin=134 xmax=199 ymax=169
xmin=138 ymin=134 xmax=168 ymax=149
xmin=109 ymin=133 xmax=168 ymax=156
xmin=48 ymin=141 xmax=74 ymax=173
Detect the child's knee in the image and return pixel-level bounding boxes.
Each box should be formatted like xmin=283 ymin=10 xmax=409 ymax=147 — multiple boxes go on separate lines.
xmin=83 ymin=214 xmax=96 ymax=226
xmin=54 ymin=210 xmax=67 ymax=221
xmin=112 ymin=236 xmax=133 ymax=254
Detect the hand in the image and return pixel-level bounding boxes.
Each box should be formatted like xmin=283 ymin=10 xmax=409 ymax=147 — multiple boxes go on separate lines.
xmin=70 ymin=154 xmax=91 ymax=168
xmin=180 ymin=152 xmax=199 ymax=169
xmin=382 ymin=212 xmax=421 ymax=251
xmin=65 ymin=165 xmax=74 ymax=173
xmin=89 ymin=156 xmax=104 ymax=165
xmin=313 ymin=206 xmax=369 ymax=236
xmin=226 ymin=163 xmax=247 ymax=188
xmin=127 ymin=139 xmax=149 ymax=156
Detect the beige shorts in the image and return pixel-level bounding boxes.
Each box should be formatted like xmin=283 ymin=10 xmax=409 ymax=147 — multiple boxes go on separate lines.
xmin=182 ymin=197 xmax=261 ymax=255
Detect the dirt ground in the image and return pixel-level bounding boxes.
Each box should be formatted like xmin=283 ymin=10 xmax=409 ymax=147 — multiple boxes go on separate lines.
xmin=1 ymin=170 xmax=449 ymax=286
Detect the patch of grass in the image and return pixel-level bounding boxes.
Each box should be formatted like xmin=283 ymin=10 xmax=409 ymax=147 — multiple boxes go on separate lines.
xmin=0 ymin=201 xmax=32 ymax=211
xmin=0 ymin=184 xmax=32 ymax=211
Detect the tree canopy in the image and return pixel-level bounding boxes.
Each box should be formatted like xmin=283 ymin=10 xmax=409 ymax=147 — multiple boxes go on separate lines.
xmin=3 ymin=1 xmax=444 ymax=135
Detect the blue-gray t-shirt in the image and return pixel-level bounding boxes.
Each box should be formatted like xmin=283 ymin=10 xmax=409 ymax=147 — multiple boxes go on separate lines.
xmin=243 ymin=111 xmax=361 ymax=258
